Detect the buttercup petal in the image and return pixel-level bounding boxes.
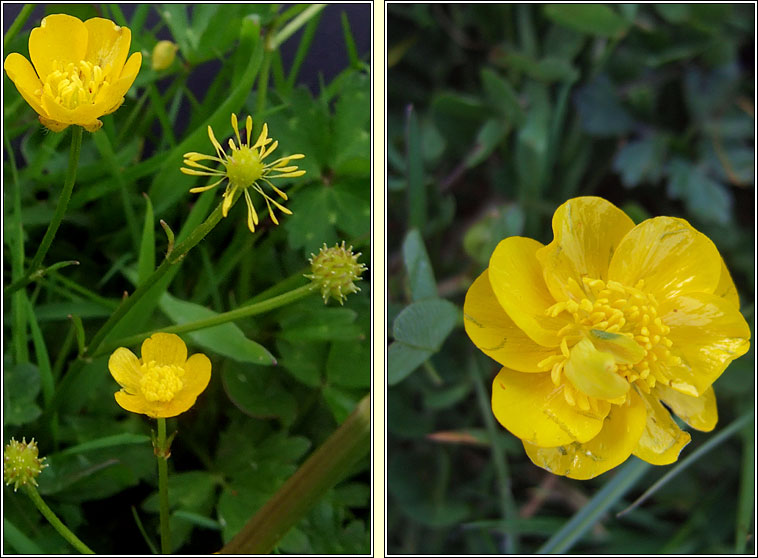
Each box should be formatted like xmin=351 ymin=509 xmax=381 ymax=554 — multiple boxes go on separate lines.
xmin=714 ymin=256 xmax=740 ymax=309
xmin=29 ymin=14 xmax=88 ymax=80
xmin=114 ymin=391 xmax=152 ymax=416
xmin=107 ymin=51 xmax=142 ymax=101
xmin=608 ymin=217 xmax=721 ymax=300
xmin=655 ymin=384 xmax=718 ymax=432
xmin=492 ymin=367 xmax=609 ymax=447
xmin=181 ymin=353 xmax=212 ymax=397
xmin=523 ymin=389 xmax=647 ymax=480
xmin=659 ymin=292 xmax=750 ymax=396
xmin=108 ymin=347 xmax=142 ymax=391
xmin=488 ymin=237 xmax=566 ymax=347
xmin=537 ymin=197 xmax=635 ymax=302
xmin=632 ymin=391 xmax=691 ymax=465
xmin=83 ymin=17 xmax=132 ymax=79
xmin=38 ymin=115 xmax=69 ymax=132
xmin=464 ymin=271 xmax=559 ymax=372
xmin=3 ymin=53 xmax=45 ymax=115
xmin=141 ymin=333 xmax=188 ymax=367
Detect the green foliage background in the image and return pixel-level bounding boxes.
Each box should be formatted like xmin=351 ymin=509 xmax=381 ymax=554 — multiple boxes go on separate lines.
xmin=3 ymin=4 xmax=370 ymax=554
xmin=387 ymin=4 xmax=754 ymax=554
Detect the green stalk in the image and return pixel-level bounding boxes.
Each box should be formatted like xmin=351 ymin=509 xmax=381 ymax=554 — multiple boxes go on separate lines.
xmin=83 ymin=200 xmax=225 ymax=358
xmin=156 ymin=418 xmax=171 ymax=554
xmin=23 ymin=485 xmax=95 ymax=554
xmin=471 ymin=357 xmax=519 ymax=553
xmin=6 ymin=126 xmax=83 ymax=295
xmin=4 ymin=4 xmax=34 ymax=50
xmin=271 ymin=4 xmax=327 ymax=50
xmin=219 ymin=395 xmax=370 ymax=554
xmin=95 ymin=283 xmax=315 ymax=357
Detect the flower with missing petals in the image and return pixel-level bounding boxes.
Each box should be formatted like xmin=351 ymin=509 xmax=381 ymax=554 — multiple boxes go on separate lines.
xmin=4 ymin=437 xmax=48 ymax=492
xmin=181 ymin=113 xmax=306 ymax=233
xmin=464 ymin=196 xmax=750 ymax=479
xmin=109 ymin=333 xmax=211 ymax=418
xmin=3 ymin=13 xmax=142 ymax=132
xmin=306 ymin=241 xmax=367 ymax=304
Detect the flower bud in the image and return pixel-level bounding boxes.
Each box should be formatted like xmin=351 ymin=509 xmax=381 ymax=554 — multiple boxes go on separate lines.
xmin=4 ymin=437 xmax=48 ymax=492
xmin=152 ymin=40 xmax=178 ymax=71
xmin=306 ymin=241 xmax=367 ymax=305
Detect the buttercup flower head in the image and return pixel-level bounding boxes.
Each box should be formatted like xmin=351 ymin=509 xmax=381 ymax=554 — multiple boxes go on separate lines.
xmin=306 ymin=241 xmax=367 ymax=304
xmin=109 ymin=333 xmax=211 ymax=418
xmin=4 ymin=437 xmax=48 ymax=492
xmin=464 ymin=196 xmax=750 ymax=479
xmin=181 ymin=113 xmax=306 ymax=233
xmin=4 ymin=13 xmax=142 ymax=132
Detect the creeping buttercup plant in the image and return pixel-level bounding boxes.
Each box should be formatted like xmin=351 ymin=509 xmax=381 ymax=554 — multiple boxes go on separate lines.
xmin=3 ymin=4 xmax=370 ymax=554
xmin=387 ymin=4 xmax=753 ymax=555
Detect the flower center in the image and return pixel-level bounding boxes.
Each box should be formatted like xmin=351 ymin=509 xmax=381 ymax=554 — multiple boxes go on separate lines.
xmin=540 ymin=277 xmax=682 ymax=408
xmin=226 ymin=145 xmax=264 ymax=189
xmin=139 ymin=361 xmax=185 ymax=402
xmin=40 ymin=60 xmax=109 ymax=110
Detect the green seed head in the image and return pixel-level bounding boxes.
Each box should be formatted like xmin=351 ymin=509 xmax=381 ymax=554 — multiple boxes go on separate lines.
xmin=306 ymin=241 xmax=367 ymax=305
xmin=4 ymin=437 xmax=48 ymax=492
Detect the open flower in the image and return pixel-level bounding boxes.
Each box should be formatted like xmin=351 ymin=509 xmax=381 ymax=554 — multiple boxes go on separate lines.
xmin=181 ymin=113 xmax=306 ymax=233
xmin=3 ymin=13 xmax=142 ymax=132
xmin=464 ymin=196 xmax=750 ymax=479
xmin=109 ymin=333 xmax=211 ymax=418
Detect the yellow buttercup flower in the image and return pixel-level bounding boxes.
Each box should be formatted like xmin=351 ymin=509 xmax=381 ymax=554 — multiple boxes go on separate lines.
xmin=3 ymin=13 xmax=142 ymax=132
xmin=464 ymin=196 xmax=750 ymax=479
xmin=109 ymin=333 xmax=211 ymax=418
xmin=181 ymin=113 xmax=306 ymax=233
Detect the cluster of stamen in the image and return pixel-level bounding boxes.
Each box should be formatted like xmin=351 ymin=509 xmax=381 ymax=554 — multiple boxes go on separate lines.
xmin=540 ymin=277 xmax=682 ymax=407
xmin=139 ymin=361 xmax=185 ymax=402
xmin=39 ymin=60 xmax=108 ymax=109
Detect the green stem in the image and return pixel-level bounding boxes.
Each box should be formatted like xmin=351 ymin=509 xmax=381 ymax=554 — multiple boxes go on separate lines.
xmin=471 ymin=356 xmax=519 ymax=553
xmin=6 ymin=126 xmax=83 ymax=295
xmin=94 ymin=283 xmax=315 ymax=357
xmin=83 ymin=200 xmax=225 ymax=358
xmin=156 ymin=418 xmax=171 ymax=554
xmin=23 ymin=485 xmax=95 ymax=554
xmin=4 ymin=4 xmax=34 ymax=50
xmin=219 ymin=395 xmax=370 ymax=554
xmin=271 ymin=4 xmax=327 ymax=49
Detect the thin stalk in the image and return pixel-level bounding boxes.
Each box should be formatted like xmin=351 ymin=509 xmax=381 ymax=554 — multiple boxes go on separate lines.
xmin=471 ymin=357 xmax=519 ymax=554
xmin=156 ymin=418 xmax=171 ymax=554
xmin=4 ymin=4 xmax=34 ymax=50
xmin=271 ymin=4 xmax=326 ymax=50
xmin=95 ymin=283 xmax=315 ymax=356
xmin=7 ymin=126 xmax=83 ymax=295
xmin=23 ymin=485 xmax=95 ymax=554
xmin=219 ymin=395 xmax=370 ymax=554
xmin=83 ymin=200 xmax=225 ymax=358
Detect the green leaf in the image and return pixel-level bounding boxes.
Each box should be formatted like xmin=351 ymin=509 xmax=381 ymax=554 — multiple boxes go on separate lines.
xmin=613 ymin=136 xmax=668 ymax=188
xmin=388 ymin=299 xmax=459 ymax=385
xmin=322 ymin=384 xmax=362 ymax=423
xmin=402 ymin=229 xmax=437 ymax=301
xmin=406 ymin=104 xmax=426 ymax=230
xmin=463 ymin=203 xmax=525 ymax=268
xmin=277 ymin=339 xmax=327 ymax=387
xmin=55 ymin=434 xmax=151 ymax=457
xmin=543 ymin=4 xmax=630 ymax=37
xmin=278 ymin=307 xmax=362 ymax=342
xmin=465 ymin=118 xmax=508 ymax=169
xmin=3 ymin=363 xmax=42 ymax=425
xmin=222 ymin=363 xmax=297 ymax=425
xmin=137 ymin=194 xmax=155 ymax=286
xmin=159 ymin=291 xmax=276 ymax=365
xmin=326 ymin=339 xmax=370 ymax=389
xmin=575 ymin=74 xmax=634 ymax=136
xmin=480 ymin=68 xmax=525 ymax=126
xmin=666 ymin=159 xmax=733 ymax=225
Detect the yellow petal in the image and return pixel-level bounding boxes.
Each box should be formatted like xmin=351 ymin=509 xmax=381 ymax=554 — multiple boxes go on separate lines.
xmin=108 ymin=347 xmax=141 ymax=391
xmin=38 ymin=115 xmax=69 ymax=132
xmin=654 ymin=384 xmax=718 ymax=432
xmin=106 ymin=51 xmax=142 ymax=102
xmin=83 ymin=18 xmax=132 ymax=79
xmin=661 ymin=292 xmax=750 ymax=396
xmin=3 ymin=53 xmax=45 ymax=116
xmin=81 ymin=120 xmax=103 ymax=132
xmin=632 ymin=391 xmax=691 ymax=465
xmin=464 ymin=270 xmax=560 ymax=372
xmin=39 ymin=87 xmax=105 ymax=127
xmin=492 ymin=367 xmax=610 ymax=447
xmin=588 ymin=329 xmax=646 ymax=366
xmin=140 ymin=333 xmax=188 ymax=366
xmin=537 ymin=197 xmax=635 ymax=301
xmin=523 ymin=389 xmax=647 ymax=480
xmin=182 ymin=353 xmax=212 ymax=397
xmin=608 ymin=217 xmax=721 ymax=300
xmin=714 ymin=256 xmax=740 ymax=309
xmin=564 ymin=338 xmax=630 ymax=400
xmin=29 ymin=14 xmax=88 ymax=80
xmin=488 ymin=237 xmax=566 ymax=347
xmin=114 ymin=390 xmax=152 ymax=416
